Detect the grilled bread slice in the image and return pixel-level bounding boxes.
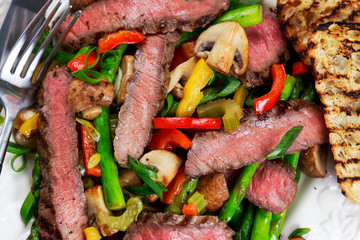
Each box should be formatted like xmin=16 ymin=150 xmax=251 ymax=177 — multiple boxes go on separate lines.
xmin=308 ymin=22 xmax=360 ymax=204
xmin=277 ymin=0 xmax=360 ymax=67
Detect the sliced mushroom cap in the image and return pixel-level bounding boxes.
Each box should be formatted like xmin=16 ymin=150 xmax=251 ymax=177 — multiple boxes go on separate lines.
xmin=85 ymin=185 xmax=119 ymax=237
xmin=168 ymin=56 xmax=198 ymax=93
xmin=114 ymin=55 xmax=135 ymax=105
xmin=139 ymin=150 xmax=184 ymax=202
xmin=194 ymin=21 xmax=249 ymax=75
xmin=68 ymin=78 xmax=114 ymax=113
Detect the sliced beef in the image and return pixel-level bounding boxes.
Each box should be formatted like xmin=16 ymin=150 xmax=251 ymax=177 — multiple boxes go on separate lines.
xmin=114 ymin=32 xmax=180 ymax=167
xmin=245 ymin=159 xmax=297 ymax=214
xmin=185 ymin=100 xmax=329 ymax=179
xmin=61 ymin=0 xmax=229 ymax=50
xmin=37 ymin=67 xmax=88 ymax=240
xmin=123 ymin=212 xmax=235 ymax=240
xmin=237 ymin=11 xmax=289 ymax=87
xmin=70 ymin=0 xmax=95 ymax=10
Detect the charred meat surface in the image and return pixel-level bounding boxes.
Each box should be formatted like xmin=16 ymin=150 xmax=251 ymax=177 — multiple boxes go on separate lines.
xmin=123 ymin=212 xmax=235 ymax=240
xmin=114 ymin=32 xmax=180 ymax=168
xmin=37 ymin=67 xmax=88 ymax=240
xmin=70 ymin=0 xmax=95 ymax=10
xmin=237 ymin=11 xmax=289 ymax=87
xmin=68 ymin=78 xmax=114 ymax=113
xmin=245 ymin=159 xmax=297 ymax=214
xmin=185 ymin=100 xmax=329 ymax=179
xmin=60 ymin=0 xmax=229 ymax=50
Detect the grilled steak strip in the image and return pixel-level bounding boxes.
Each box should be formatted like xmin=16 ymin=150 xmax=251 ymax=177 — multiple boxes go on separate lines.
xmin=123 ymin=212 xmax=235 ymax=240
xmin=245 ymin=159 xmax=297 ymax=214
xmin=37 ymin=67 xmax=88 ymax=240
xmin=236 ymin=11 xmax=289 ymax=87
xmin=114 ymin=32 xmax=180 ymax=168
xmin=185 ymin=100 xmax=328 ymax=179
xmin=61 ymin=0 xmax=229 ymax=50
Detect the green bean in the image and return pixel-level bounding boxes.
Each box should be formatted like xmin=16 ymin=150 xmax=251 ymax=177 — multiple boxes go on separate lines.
xmin=230 ymin=203 xmax=245 ymax=231
xmin=94 ymin=107 xmax=126 ymax=210
xmin=279 ymin=75 xmax=297 ymax=101
xmin=251 ymin=208 xmax=272 ymax=240
xmin=165 ymin=178 xmax=198 ymax=214
xmin=219 ymin=163 xmax=259 ymax=223
xmin=235 ymin=203 xmax=256 ymax=240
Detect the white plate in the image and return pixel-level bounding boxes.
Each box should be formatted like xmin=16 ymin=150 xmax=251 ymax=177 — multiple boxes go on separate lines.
xmin=1 ymin=0 xmax=360 ymax=239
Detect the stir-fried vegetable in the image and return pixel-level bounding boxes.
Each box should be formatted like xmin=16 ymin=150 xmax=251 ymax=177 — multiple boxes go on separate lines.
xmin=219 ymin=162 xmax=259 ymax=223
xmin=165 ymin=178 xmax=198 ymax=214
xmin=279 ymin=75 xmax=297 ymax=101
xmin=160 ymin=94 xmax=179 ymax=117
xmin=292 ymin=61 xmax=309 ymax=75
xmin=251 ymin=208 xmax=272 ymax=240
xmin=197 ymin=98 xmax=242 ymax=132
xmin=161 ymin=167 xmax=187 ymax=205
xmin=266 ymin=126 xmax=303 ymax=160
xmin=98 ymin=197 xmax=143 ymax=231
xmin=94 ymin=107 xmax=126 ymax=210
xmin=80 ymin=124 xmax=102 ymax=177
xmin=98 ymin=30 xmax=145 ymax=53
xmin=234 ymin=203 xmax=256 ymax=240
xmin=253 ymin=64 xmax=286 ymax=114
xmin=67 ymin=48 xmax=100 ymax=72
xmin=153 ymin=117 xmax=221 ymax=129
xmin=176 ymin=58 xmax=213 ymax=117
xmin=187 ymin=191 xmax=207 ymax=215
xmin=19 ymin=113 xmax=39 ymax=138
xmin=148 ymin=129 xmax=192 ymax=151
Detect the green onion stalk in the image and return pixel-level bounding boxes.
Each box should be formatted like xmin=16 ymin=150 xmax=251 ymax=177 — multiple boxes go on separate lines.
xmin=93 ymin=44 xmax=128 ymax=210
xmin=165 ymin=178 xmax=198 ymax=214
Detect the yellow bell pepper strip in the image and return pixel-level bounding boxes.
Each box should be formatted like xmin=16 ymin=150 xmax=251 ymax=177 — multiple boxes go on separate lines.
xmin=197 ymin=99 xmax=242 ymax=132
xmin=176 ymin=59 xmax=213 ymax=117
xmin=19 ymin=113 xmax=39 ymax=138
xmin=233 ymin=85 xmax=249 ymax=107
xmin=253 ymin=64 xmax=286 ymax=114
xmin=84 ymin=227 xmax=102 ymax=240
xmin=98 ymin=197 xmax=143 ymax=231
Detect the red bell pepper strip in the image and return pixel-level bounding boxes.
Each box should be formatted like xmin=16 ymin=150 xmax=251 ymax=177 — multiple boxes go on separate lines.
xmin=170 ymin=41 xmax=196 ymax=71
xmin=161 ymin=167 xmax=187 ymax=205
xmin=292 ymin=61 xmax=309 ymax=75
xmin=253 ymin=64 xmax=286 ymax=115
xmin=289 ymin=239 xmax=303 ymax=240
xmin=81 ymin=125 xmax=101 ymax=177
xmin=149 ymin=129 xmax=192 ymax=151
xmin=182 ymin=203 xmax=199 ymax=216
xmin=67 ymin=51 xmax=99 ymax=72
xmin=98 ymin=30 xmax=146 ymax=53
xmin=153 ymin=117 xmax=221 ymax=129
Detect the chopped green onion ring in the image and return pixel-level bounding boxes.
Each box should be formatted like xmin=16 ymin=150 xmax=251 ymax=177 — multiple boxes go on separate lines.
xmin=76 ymin=118 xmax=101 ymax=142
xmin=266 ymin=126 xmax=303 ymax=160
xmin=85 ymin=47 xmax=100 ymax=69
xmin=11 ymin=154 xmax=28 ymax=172
xmin=7 ymin=141 xmax=31 ymax=155
xmin=72 ymin=68 xmax=105 ymax=84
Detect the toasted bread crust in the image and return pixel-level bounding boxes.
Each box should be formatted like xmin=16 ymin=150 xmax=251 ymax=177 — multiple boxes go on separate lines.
xmin=277 ymin=0 xmax=360 ymax=67
xmin=308 ymin=22 xmax=360 ymax=204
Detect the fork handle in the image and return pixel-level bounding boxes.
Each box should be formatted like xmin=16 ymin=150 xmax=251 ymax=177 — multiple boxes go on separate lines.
xmin=0 ymin=112 xmax=16 ymax=174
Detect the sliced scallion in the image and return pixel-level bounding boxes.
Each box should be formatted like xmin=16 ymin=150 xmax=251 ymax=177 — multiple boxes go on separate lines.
xmin=20 ymin=191 xmax=35 ymax=224
xmin=88 ymin=153 xmax=101 ymax=169
xmin=11 ymin=154 xmax=28 ymax=172
xmin=76 ymin=118 xmax=101 ymax=142
xmin=72 ymin=68 xmax=105 ymax=84
xmin=128 ymin=156 xmax=167 ymax=200
xmin=266 ymin=126 xmax=303 ymax=160
xmin=85 ymin=47 xmax=100 ymax=69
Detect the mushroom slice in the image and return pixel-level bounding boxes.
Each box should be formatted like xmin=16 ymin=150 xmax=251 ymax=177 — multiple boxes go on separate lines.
xmin=114 ymin=55 xmax=135 ymax=105
xmin=139 ymin=150 xmax=184 ymax=202
xmin=85 ymin=185 xmax=118 ymax=237
xmin=168 ymin=56 xmax=198 ymax=93
xmin=194 ymin=21 xmax=249 ymax=75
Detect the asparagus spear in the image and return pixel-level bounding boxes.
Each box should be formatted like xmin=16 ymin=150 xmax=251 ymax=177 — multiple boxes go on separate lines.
xmin=219 ymin=162 xmax=259 ymax=223
xmin=230 ymin=203 xmax=245 ymax=231
xmin=279 ymin=75 xmax=297 ymax=101
xmin=251 ymin=208 xmax=272 ymax=240
xmin=93 ymin=44 xmax=128 ymax=210
xmin=234 ymin=203 xmax=256 ymax=240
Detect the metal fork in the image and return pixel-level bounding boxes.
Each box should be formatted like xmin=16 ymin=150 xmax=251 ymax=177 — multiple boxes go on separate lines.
xmin=0 ymin=0 xmax=80 ymax=174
